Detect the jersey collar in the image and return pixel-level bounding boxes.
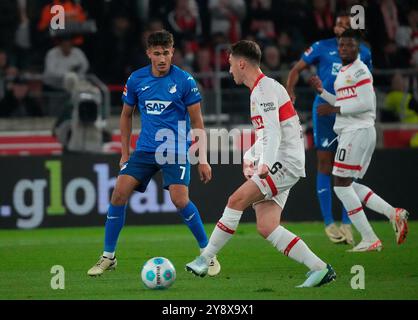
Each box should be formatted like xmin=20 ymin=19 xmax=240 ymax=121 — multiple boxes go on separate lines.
xmin=250 ymin=73 xmax=265 ymax=93
xmin=340 ymin=57 xmax=360 ymax=72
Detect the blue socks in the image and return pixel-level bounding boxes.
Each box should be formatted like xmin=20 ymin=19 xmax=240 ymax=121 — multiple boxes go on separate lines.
xmin=317 ymin=172 xmax=334 ymax=226
xmin=179 ymin=201 xmax=208 ymax=249
xmin=103 ymin=201 xmax=209 ymax=254
xmin=104 ymin=204 xmax=127 ymax=253
xmin=317 ymin=172 xmax=351 ymax=225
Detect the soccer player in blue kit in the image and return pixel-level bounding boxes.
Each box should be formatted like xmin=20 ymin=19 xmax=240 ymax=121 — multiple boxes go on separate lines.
xmin=88 ymin=30 xmax=221 ymax=276
xmin=286 ymin=12 xmax=372 ymax=245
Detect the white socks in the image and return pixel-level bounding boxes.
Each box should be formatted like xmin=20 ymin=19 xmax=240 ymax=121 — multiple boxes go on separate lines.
xmin=352 ymin=182 xmax=395 ymax=219
xmin=203 ymin=207 xmax=327 ymax=272
xmin=201 ymin=207 xmax=242 ymax=260
xmin=334 ymin=185 xmax=378 ymax=242
xmin=267 ymin=226 xmax=327 ymax=271
xmin=103 ymin=251 xmax=115 ymax=259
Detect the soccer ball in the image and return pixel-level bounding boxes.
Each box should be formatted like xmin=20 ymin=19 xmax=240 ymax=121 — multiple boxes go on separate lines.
xmin=141 ymin=257 xmax=176 ymax=289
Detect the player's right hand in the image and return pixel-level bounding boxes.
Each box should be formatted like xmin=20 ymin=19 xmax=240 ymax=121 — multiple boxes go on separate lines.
xmin=243 ymin=160 xmax=255 ymax=179
xmin=198 ymin=163 xmax=212 ymax=184
xmin=309 ymin=75 xmax=323 ymax=94
xmin=119 ymin=155 xmax=129 ymax=168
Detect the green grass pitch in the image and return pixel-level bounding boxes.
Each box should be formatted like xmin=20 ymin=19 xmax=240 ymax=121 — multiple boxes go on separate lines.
xmin=1 ymin=221 xmax=417 ymax=300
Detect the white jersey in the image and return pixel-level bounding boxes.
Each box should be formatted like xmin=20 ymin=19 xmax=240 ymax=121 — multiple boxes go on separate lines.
xmin=321 ymin=57 xmax=376 ymax=134
xmin=244 ymin=74 xmax=306 ymax=178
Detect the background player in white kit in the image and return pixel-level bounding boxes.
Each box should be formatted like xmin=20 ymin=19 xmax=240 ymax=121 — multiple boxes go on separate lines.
xmin=310 ymin=30 xmax=409 ymax=252
xmin=186 ymin=40 xmax=336 ymax=287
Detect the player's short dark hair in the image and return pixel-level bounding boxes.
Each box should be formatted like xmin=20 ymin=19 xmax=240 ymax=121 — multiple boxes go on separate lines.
xmin=340 ymin=29 xmax=363 ymax=43
xmin=230 ymin=40 xmax=262 ymax=66
xmin=147 ymin=30 xmax=174 ymax=48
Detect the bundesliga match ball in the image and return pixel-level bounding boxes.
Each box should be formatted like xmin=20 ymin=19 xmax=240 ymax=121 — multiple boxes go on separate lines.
xmin=141 ymin=257 xmax=176 ymax=289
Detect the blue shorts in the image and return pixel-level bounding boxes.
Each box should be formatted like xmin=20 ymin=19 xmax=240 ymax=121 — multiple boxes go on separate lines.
xmin=312 ymin=103 xmax=338 ymax=152
xmin=119 ymin=151 xmax=191 ymax=193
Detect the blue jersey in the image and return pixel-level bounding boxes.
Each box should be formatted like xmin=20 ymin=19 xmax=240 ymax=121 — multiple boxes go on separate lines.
xmin=302 ymin=37 xmax=372 ymax=106
xmin=122 ymin=65 xmax=201 ymax=154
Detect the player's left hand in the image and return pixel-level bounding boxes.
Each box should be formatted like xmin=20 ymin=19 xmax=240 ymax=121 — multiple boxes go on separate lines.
xmin=198 ymin=163 xmax=212 ymax=184
xmin=243 ymin=160 xmax=255 ymax=179
xmin=317 ymin=105 xmax=337 ymax=116
xmin=257 ymin=164 xmax=270 ymax=179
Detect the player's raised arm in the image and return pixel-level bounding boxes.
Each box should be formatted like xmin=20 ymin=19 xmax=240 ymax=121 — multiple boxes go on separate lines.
xmin=286 ymin=59 xmax=308 ymax=103
xmin=188 ymin=102 xmax=212 ymax=183
xmin=286 ymin=41 xmax=322 ymax=103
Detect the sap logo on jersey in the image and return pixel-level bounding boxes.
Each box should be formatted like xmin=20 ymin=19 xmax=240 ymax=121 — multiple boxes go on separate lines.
xmin=145 ymin=100 xmax=172 ymax=115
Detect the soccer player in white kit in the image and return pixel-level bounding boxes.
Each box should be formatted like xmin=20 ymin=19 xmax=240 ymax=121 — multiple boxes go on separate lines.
xmin=310 ymin=30 xmax=409 ymax=252
xmin=186 ymin=40 xmax=336 ymax=287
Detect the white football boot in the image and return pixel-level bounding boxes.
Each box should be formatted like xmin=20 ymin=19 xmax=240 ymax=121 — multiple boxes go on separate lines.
xmin=296 ymin=264 xmax=337 ymax=288
xmin=339 ymin=224 xmax=354 ymax=245
xmin=87 ymin=256 xmax=117 ymax=276
xmin=208 ymin=256 xmax=221 ymax=277
xmin=185 ymin=256 xmax=209 ymax=277
xmin=347 ymin=239 xmax=382 ymax=252
xmin=391 ymin=208 xmax=409 ymax=245
xmin=325 ymin=223 xmax=346 ymax=244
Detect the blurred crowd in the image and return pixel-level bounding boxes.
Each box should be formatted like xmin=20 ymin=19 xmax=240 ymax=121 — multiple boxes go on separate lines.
xmin=0 ymin=0 xmax=418 ymax=119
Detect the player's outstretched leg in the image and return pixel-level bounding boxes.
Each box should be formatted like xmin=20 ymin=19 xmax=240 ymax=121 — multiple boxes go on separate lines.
xmin=87 ymin=204 xmax=126 ymax=276
xmin=256 ymin=201 xmax=336 ymax=288
xmin=352 ymin=182 xmax=409 ymax=245
xmin=334 ymin=184 xmax=382 ymax=252
xmin=268 ymin=225 xmax=336 ymax=287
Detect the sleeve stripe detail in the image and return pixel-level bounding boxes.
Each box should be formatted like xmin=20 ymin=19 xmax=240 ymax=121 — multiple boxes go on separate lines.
xmin=336 ymin=95 xmax=358 ymax=101
xmin=356 ymin=78 xmax=372 ymax=87
xmin=279 ymin=100 xmax=297 ymax=122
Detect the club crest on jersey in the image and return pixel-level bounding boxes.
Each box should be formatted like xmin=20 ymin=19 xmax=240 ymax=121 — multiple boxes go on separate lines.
xmin=332 ymin=62 xmax=342 ymax=75
xmin=345 ymin=75 xmax=354 ymax=84
xmin=145 ymin=100 xmax=172 ymax=115
xmin=169 ymin=84 xmax=177 ymax=94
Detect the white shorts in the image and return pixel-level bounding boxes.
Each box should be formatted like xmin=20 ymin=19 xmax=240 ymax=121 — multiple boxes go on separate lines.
xmin=251 ymin=165 xmax=300 ymax=209
xmin=332 ymin=127 xmax=376 ymax=179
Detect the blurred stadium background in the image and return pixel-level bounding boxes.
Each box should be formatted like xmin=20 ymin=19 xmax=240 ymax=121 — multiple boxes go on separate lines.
xmin=0 ymin=0 xmax=418 ymax=231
